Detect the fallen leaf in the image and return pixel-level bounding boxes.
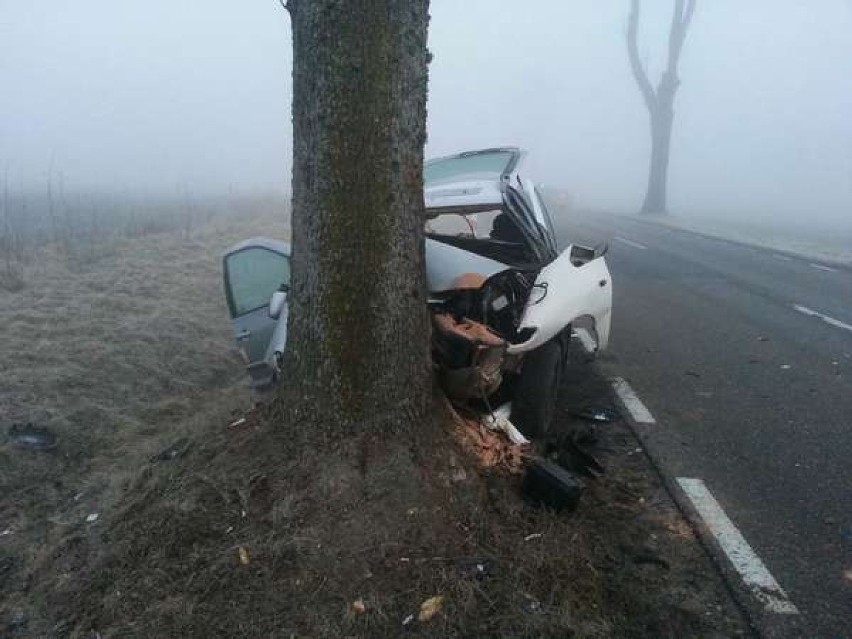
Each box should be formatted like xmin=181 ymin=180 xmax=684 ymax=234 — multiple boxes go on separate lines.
xmin=238 ymin=546 xmax=250 ymax=565
xmin=418 ymin=595 xmax=444 ymax=622
xmin=351 ymin=599 xmax=367 ymax=614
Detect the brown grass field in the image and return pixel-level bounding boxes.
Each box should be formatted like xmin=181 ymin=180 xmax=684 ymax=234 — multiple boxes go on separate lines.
xmin=0 ymin=206 xmax=288 ymax=630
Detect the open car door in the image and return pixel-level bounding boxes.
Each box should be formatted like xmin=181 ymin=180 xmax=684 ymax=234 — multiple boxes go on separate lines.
xmin=223 ymin=238 xmax=291 ymax=389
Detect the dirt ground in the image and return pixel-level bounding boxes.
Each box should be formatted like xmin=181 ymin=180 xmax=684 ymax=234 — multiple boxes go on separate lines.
xmin=1 ymin=210 xmax=750 ymax=638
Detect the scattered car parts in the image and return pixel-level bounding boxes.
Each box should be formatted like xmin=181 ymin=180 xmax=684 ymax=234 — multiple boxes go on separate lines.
xmin=522 ymin=456 xmax=585 ymax=512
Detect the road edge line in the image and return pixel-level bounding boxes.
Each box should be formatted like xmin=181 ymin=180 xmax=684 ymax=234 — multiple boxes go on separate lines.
xmin=607 ymin=375 xmax=785 ymax=638
xmin=610 ymin=377 xmax=655 ymax=424
xmin=676 ymin=478 xmax=799 ymax=615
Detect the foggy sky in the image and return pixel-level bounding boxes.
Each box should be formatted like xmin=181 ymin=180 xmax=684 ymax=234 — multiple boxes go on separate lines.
xmin=2 ymin=1 xmax=851 ymax=223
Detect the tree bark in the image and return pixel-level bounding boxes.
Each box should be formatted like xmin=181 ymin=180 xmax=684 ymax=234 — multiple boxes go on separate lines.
xmin=627 ymin=0 xmax=696 ymax=215
xmin=283 ymin=0 xmax=432 ymax=430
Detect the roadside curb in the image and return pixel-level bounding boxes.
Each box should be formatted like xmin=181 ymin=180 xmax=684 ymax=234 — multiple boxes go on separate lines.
xmin=608 ymin=376 xmax=805 ymax=639
xmin=619 ymin=213 xmax=852 ymax=275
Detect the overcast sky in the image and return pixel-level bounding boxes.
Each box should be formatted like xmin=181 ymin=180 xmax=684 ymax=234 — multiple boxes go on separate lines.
xmin=2 ymin=1 xmax=851 ymax=224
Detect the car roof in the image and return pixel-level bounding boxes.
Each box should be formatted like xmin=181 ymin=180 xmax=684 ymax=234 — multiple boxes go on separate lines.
xmin=224 ymin=236 xmax=291 ymax=258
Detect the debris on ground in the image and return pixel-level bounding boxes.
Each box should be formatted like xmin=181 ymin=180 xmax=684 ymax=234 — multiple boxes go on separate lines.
xmin=569 ymin=405 xmax=620 ymax=423
xmin=482 ymin=402 xmax=530 ymax=445
xmin=455 ymin=558 xmax=490 ymax=581
xmin=447 ymin=400 xmax=527 ymax=475
xmin=417 ymin=595 xmax=445 ymax=622
xmin=150 ymin=437 xmax=192 ymax=463
xmin=546 ymin=430 xmax=605 ymax=479
xmin=7 ymin=424 xmax=57 ymax=451
xmin=227 ymin=405 xmax=262 ymax=432
xmin=522 ymin=456 xmax=585 ymax=512
xmin=351 ymin=599 xmax=367 ymax=615
xmin=238 ymin=546 xmax=250 ymax=565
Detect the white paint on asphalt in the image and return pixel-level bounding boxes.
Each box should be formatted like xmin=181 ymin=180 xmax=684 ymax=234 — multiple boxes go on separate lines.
xmin=610 ymin=378 xmax=655 ymax=424
xmin=677 ymin=478 xmax=799 ymax=615
xmin=808 ymin=262 xmax=837 ymax=272
xmin=793 ymin=304 xmax=852 ymax=333
xmin=613 ymin=236 xmax=648 ymax=250
xmin=572 ymin=327 xmax=597 ymax=353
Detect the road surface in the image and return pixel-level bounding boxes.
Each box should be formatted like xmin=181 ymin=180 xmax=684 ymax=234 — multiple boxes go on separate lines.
xmin=555 ymin=209 xmax=851 ymax=638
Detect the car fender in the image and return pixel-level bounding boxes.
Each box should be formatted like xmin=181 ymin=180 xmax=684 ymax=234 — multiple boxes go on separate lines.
xmin=506 ymin=246 xmax=612 ymax=354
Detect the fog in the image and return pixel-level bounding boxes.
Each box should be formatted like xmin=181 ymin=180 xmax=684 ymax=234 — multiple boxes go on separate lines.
xmin=2 ymin=1 xmax=851 ymax=227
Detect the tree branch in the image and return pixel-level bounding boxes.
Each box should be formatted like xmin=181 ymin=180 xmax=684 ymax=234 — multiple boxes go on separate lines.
xmin=682 ymin=0 xmax=697 ymax=32
xmin=627 ymin=0 xmax=657 ymax=111
xmin=666 ymin=0 xmax=696 ymax=75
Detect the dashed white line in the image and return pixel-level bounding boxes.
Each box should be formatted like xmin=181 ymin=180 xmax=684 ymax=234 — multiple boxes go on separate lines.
xmin=809 ymin=262 xmax=837 ymax=273
xmin=677 ymin=478 xmax=799 ymax=615
xmin=613 ymin=236 xmax=648 ymax=250
xmin=793 ymin=304 xmax=852 ymax=333
xmin=610 ymin=377 xmax=655 ymax=424
xmin=572 ymin=327 xmax=597 ymax=353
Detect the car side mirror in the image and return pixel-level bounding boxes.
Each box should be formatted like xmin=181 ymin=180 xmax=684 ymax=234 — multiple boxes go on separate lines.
xmin=269 ymin=290 xmax=287 ymax=319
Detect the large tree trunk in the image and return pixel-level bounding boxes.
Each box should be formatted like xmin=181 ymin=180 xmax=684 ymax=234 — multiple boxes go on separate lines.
xmin=284 ymin=0 xmax=432 ymax=430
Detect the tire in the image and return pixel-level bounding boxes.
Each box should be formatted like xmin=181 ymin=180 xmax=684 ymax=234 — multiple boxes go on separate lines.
xmin=510 ymin=329 xmax=570 ymax=440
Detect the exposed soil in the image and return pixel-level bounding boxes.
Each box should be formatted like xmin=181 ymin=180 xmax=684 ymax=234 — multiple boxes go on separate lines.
xmin=1 ymin=212 xmax=750 ymax=638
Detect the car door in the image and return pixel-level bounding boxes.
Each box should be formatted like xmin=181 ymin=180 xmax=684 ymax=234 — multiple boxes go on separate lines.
xmin=222 ymin=240 xmax=291 ymax=387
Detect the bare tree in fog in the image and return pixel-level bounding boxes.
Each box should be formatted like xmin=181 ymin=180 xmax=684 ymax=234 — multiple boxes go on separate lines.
xmin=627 ymin=0 xmax=696 ymax=215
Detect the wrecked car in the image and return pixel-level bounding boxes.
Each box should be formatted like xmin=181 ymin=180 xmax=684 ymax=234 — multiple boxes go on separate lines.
xmin=223 ymin=147 xmax=612 ymax=438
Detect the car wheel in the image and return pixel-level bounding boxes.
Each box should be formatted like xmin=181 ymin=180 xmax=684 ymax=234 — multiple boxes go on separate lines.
xmin=510 ymin=329 xmax=570 ymax=440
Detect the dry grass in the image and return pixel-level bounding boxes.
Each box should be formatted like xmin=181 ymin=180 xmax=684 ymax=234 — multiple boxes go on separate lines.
xmin=0 ymin=206 xmax=289 ymax=632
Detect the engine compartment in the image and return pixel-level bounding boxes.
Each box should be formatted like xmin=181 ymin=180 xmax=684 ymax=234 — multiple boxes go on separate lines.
xmin=429 ymin=268 xmax=539 ymax=399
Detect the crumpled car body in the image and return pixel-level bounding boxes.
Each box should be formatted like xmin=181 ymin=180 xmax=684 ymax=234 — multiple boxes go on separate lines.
xmin=223 ymin=148 xmax=612 ymax=434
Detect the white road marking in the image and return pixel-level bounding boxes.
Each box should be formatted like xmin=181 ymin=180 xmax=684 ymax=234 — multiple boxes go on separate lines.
xmin=773 ymin=254 xmax=792 ymax=262
xmin=610 ymin=378 xmax=655 ymax=424
xmin=809 ymin=262 xmax=837 ymax=273
xmin=677 ymin=478 xmax=799 ymax=615
xmin=613 ymin=236 xmax=648 ymax=250
xmin=793 ymin=304 xmax=852 ymax=333
xmin=572 ymin=327 xmax=597 ymax=353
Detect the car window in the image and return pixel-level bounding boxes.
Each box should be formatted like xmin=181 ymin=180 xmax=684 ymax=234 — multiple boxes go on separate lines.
xmin=425 ymin=150 xmax=515 ymax=186
xmin=426 ymin=209 xmax=502 ymax=238
xmin=226 ymin=248 xmax=290 ymax=317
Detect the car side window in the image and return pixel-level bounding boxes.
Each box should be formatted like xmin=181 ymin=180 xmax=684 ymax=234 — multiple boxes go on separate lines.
xmin=226 ymin=248 xmax=290 ymax=317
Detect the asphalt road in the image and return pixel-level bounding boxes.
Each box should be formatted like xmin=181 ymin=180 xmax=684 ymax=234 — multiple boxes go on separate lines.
xmin=554 ymin=209 xmax=852 ymax=638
